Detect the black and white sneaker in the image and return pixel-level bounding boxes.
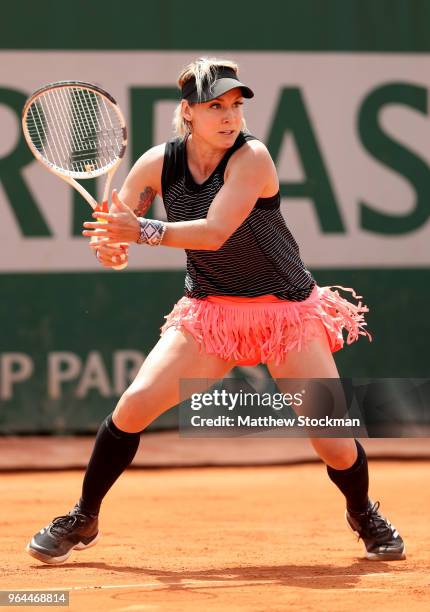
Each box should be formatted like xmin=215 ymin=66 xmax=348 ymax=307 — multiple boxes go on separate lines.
xmin=26 ymin=505 xmax=99 ymax=565
xmin=346 ymin=499 xmax=406 ymax=561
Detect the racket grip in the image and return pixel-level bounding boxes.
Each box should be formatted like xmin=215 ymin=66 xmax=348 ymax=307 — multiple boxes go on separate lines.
xmin=93 ymin=201 xmax=128 ymax=271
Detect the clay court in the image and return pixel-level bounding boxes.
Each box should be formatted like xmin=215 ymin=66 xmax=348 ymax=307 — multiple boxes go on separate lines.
xmin=1 ymin=451 xmax=429 ymax=611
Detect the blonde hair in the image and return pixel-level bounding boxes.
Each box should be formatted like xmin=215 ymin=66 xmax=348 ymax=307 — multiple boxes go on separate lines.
xmin=172 ymin=57 xmax=248 ymax=138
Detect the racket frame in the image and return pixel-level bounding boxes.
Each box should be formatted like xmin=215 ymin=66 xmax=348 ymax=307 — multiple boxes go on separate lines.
xmin=22 ymin=80 xmax=129 ymax=269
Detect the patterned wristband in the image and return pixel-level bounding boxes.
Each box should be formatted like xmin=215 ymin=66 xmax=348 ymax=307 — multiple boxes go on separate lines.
xmin=136 ymin=218 xmax=166 ymax=246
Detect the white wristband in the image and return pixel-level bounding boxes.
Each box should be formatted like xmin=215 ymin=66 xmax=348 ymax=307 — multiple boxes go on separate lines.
xmin=136 ymin=218 xmax=166 ymax=246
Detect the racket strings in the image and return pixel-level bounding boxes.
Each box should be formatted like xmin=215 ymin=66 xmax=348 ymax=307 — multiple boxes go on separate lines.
xmin=25 ymin=85 xmax=124 ymax=175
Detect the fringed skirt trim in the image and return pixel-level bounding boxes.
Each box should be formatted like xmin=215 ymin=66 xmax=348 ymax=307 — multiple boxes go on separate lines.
xmin=160 ymin=285 xmax=372 ymax=366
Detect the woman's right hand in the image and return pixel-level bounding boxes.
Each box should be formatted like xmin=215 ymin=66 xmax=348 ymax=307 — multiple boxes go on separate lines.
xmin=90 ymin=242 xmax=129 ymax=268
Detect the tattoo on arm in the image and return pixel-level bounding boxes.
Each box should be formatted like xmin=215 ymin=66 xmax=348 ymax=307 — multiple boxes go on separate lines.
xmin=133 ymin=187 xmax=156 ymax=216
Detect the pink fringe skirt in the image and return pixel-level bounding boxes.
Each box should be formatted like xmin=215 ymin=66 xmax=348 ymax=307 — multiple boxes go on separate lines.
xmin=160 ymin=285 xmax=372 ymax=366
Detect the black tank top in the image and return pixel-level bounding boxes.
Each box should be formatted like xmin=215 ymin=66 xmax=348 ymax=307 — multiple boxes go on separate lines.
xmin=161 ymin=132 xmax=315 ymax=301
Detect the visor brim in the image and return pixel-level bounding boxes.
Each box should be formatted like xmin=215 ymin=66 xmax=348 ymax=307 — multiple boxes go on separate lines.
xmin=185 ymin=78 xmax=254 ymax=103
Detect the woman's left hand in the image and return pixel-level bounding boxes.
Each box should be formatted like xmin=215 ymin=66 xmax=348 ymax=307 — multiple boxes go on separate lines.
xmin=82 ymin=190 xmax=140 ymax=243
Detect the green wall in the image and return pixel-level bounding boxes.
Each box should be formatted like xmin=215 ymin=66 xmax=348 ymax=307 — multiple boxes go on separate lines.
xmin=3 ymin=1 xmax=430 ymax=52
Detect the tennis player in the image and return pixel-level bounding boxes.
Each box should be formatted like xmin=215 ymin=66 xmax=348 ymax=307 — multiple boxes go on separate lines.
xmin=26 ymin=58 xmax=405 ymax=564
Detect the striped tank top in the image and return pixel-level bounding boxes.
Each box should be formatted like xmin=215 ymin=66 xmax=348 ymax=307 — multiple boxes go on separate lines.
xmin=161 ymin=132 xmax=316 ymax=301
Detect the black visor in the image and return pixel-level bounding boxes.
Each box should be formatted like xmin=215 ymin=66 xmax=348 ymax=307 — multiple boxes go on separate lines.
xmin=181 ymin=66 xmax=254 ymax=103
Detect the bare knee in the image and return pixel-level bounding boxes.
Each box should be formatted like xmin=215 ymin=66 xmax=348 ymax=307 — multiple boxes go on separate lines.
xmin=113 ymin=386 xmax=155 ymax=433
xmin=311 ymin=438 xmax=357 ymax=470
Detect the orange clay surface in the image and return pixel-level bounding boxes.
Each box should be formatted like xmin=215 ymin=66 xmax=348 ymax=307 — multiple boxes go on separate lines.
xmin=1 ymin=462 xmax=429 ymax=611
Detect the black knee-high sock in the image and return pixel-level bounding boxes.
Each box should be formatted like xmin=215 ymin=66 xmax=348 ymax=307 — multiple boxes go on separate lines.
xmin=326 ymin=439 xmax=369 ymax=513
xmin=78 ymin=414 xmax=141 ymax=516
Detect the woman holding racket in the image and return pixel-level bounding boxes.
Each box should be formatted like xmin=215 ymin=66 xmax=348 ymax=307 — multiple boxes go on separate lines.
xmin=27 ymin=58 xmax=405 ymax=564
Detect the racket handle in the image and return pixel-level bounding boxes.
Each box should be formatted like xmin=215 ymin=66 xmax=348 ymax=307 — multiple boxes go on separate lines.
xmin=93 ymin=201 xmax=128 ymax=271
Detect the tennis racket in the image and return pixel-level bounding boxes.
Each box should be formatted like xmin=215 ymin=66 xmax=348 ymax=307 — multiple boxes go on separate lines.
xmin=22 ymin=80 xmax=128 ymax=270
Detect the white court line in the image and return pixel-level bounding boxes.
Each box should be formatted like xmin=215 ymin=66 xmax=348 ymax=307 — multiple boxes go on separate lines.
xmin=9 ymin=572 xmax=410 ymax=593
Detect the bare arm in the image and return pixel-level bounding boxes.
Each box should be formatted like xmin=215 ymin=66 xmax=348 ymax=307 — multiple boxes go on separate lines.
xmin=84 ymin=141 xmax=278 ymax=251
xmin=117 ymin=143 xmax=165 ymax=215
xmin=133 ymin=187 xmax=157 ymax=217
xmin=82 ymin=144 xmax=165 ymax=245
